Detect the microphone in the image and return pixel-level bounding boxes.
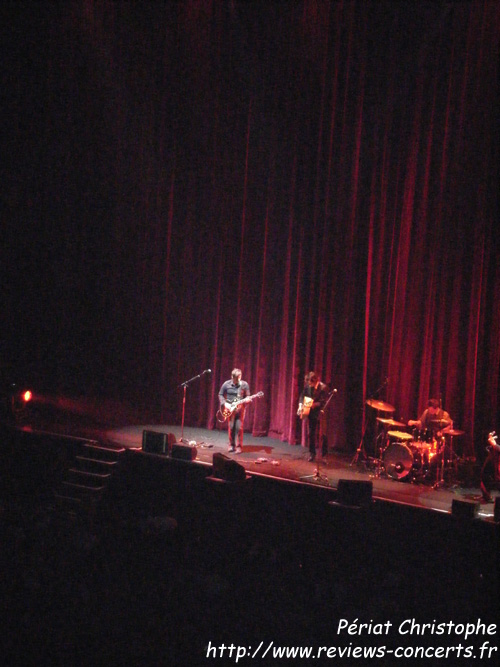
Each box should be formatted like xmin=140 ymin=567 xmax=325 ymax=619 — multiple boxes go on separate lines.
xmin=202 ymin=369 xmax=211 ymax=375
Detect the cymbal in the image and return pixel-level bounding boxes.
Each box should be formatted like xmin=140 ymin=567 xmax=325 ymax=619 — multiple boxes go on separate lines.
xmin=430 ymin=419 xmax=450 ymax=427
xmin=376 ymin=417 xmax=406 ymax=428
xmin=366 ymin=398 xmax=395 ymax=413
xmin=445 ymin=429 xmax=465 ymax=437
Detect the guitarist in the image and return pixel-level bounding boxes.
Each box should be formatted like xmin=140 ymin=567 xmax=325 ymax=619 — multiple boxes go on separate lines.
xmin=298 ymin=371 xmax=329 ymax=462
xmin=480 ymin=431 xmax=500 ymax=502
xmin=218 ymin=368 xmax=250 ymax=454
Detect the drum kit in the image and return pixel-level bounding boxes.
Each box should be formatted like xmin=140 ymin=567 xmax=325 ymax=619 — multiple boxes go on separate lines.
xmin=360 ymin=399 xmax=464 ymax=485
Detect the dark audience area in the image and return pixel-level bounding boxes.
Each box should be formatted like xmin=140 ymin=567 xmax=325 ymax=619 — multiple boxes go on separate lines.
xmin=0 ymin=427 xmax=497 ymax=665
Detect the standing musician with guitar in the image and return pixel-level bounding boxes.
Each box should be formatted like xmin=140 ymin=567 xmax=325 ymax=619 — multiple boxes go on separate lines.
xmin=297 ymin=371 xmax=329 ymax=462
xmin=480 ymin=431 xmax=500 ymax=502
xmin=218 ymin=368 xmax=251 ymax=454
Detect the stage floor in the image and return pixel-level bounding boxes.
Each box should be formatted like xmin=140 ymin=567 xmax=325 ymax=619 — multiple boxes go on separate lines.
xmin=102 ymin=423 xmax=497 ymax=523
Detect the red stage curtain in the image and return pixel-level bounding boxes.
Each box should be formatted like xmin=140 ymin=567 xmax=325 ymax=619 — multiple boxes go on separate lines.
xmin=4 ymin=2 xmax=499 ymax=457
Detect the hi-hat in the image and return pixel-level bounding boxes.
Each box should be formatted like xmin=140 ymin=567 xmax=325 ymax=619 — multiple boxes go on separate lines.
xmin=366 ymin=398 xmax=395 ymax=413
xmin=445 ymin=429 xmax=465 ymax=437
xmin=376 ymin=417 xmax=406 ymax=428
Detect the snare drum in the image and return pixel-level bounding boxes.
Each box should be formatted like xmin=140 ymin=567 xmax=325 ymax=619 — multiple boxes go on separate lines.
xmin=387 ymin=430 xmax=413 ymax=443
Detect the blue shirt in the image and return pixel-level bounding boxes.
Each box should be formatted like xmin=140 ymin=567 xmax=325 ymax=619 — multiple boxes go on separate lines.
xmin=218 ymin=379 xmax=250 ymax=406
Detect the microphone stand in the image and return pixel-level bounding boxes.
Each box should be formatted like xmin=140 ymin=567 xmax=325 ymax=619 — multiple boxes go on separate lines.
xmin=178 ymin=370 xmax=211 ymax=444
xmin=300 ymin=389 xmax=337 ymax=485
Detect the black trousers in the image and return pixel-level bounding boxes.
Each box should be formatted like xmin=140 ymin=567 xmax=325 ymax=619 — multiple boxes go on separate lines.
xmin=307 ymin=416 xmax=327 ymax=457
xmin=480 ymin=451 xmax=499 ymax=499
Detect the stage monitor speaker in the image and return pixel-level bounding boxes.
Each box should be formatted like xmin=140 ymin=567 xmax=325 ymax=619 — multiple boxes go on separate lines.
xmin=451 ymin=498 xmax=479 ymax=521
xmin=171 ymin=442 xmax=197 ymax=461
xmin=335 ymin=479 xmax=373 ymax=508
xmin=142 ymin=430 xmax=169 ymax=454
xmin=212 ymin=452 xmax=247 ymax=482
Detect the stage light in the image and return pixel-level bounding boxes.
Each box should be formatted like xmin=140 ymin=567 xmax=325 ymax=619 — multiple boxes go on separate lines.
xmin=4 ymin=384 xmax=34 ymax=423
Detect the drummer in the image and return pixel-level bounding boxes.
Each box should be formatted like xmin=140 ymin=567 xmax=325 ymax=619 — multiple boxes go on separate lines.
xmin=408 ymin=398 xmax=453 ymax=437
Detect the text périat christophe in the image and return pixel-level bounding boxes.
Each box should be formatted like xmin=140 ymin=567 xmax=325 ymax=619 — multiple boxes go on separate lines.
xmin=337 ymin=618 xmax=496 ymax=642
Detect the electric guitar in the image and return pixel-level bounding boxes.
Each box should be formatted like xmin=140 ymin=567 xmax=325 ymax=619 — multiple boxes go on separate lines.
xmin=217 ymin=391 xmax=264 ymax=422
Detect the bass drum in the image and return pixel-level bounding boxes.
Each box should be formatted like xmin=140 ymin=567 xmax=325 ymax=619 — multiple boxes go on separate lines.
xmin=383 ymin=442 xmax=414 ymax=480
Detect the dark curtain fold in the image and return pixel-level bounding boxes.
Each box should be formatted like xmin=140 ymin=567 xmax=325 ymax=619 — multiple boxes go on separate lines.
xmin=2 ymin=1 xmax=499 ymax=457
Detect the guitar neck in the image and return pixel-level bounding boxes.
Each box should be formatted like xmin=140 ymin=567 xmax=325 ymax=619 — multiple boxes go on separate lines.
xmin=238 ymin=392 xmax=262 ymax=404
